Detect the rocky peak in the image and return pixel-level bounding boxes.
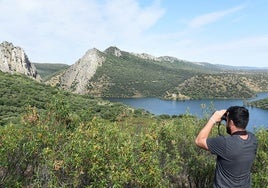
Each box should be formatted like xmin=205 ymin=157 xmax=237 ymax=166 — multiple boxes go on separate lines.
xmin=131 ymin=52 xmax=160 ymax=61
xmin=158 ymin=56 xmax=179 ymax=62
xmin=58 ymin=48 xmax=106 ymax=94
xmin=104 ymin=46 xmax=122 ymax=57
xmin=158 ymin=56 xmax=191 ymax=64
xmin=0 ymin=41 xmax=41 ymax=80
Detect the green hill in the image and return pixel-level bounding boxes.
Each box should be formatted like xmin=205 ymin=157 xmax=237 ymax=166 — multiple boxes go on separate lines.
xmin=90 ymin=49 xmax=199 ymax=98
xmin=30 ymin=47 xmax=268 ymax=102
xmin=0 ymin=71 xmax=147 ymax=126
xmin=248 ymin=98 xmax=268 ymax=109
xmin=92 ymin=47 xmax=235 ymax=98
xmin=33 ymin=63 xmax=69 ymax=81
xmin=1 ymin=70 xmax=268 ymax=187
xmin=167 ymin=72 xmax=268 ymax=100
xmin=45 ymin=47 xmax=268 ymax=100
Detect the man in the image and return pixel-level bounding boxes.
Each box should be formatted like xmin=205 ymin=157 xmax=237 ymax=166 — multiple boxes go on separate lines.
xmin=195 ymin=106 xmax=258 ymax=188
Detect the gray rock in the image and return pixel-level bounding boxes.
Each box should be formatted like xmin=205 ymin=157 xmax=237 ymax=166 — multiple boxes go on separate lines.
xmin=0 ymin=41 xmax=41 ymax=81
xmin=59 ymin=48 xmax=105 ymax=94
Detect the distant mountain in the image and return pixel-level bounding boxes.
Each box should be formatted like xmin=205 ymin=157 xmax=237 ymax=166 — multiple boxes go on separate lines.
xmin=213 ymin=64 xmax=268 ymax=71
xmin=2 ymin=41 xmax=267 ymax=100
xmin=167 ymin=73 xmax=268 ymax=100
xmin=0 ymin=41 xmax=41 ymax=81
xmin=33 ymin=63 xmax=69 ymax=81
xmin=46 ymin=46 xmax=202 ymax=97
xmin=46 ymin=46 xmax=268 ymax=99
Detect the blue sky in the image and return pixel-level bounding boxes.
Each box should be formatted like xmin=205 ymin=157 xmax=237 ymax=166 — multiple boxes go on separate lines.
xmin=1 ymin=0 xmax=267 ymax=67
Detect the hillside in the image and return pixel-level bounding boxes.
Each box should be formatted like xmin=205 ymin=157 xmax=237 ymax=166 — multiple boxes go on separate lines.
xmin=1 ymin=69 xmax=268 ymax=187
xmin=2 ymin=40 xmax=267 ymax=101
xmin=45 ymin=46 xmax=268 ymax=100
xmin=0 ymin=71 xmax=145 ymax=126
xmin=248 ymin=98 xmax=268 ymax=109
xmin=166 ymin=72 xmax=268 ymax=100
xmin=33 ymin=63 xmax=69 ymax=81
xmin=1 ymin=45 xmax=268 ymax=187
xmin=89 ymin=47 xmax=199 ymax=98
xmin=3 ymin=41 xmax=266 ymax=101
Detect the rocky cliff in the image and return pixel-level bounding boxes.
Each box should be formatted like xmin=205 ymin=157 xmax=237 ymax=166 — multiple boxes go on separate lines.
xmin=54 ymin=48 xmax=105 ymax=94
xmin=0 ymin=41 xmax=41 ymax=80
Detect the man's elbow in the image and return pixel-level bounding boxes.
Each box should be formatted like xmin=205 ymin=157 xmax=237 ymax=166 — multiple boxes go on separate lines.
xmin=195 ymin=137 xmax=208 ymax=150
xmin=195 ymin=138 xmax=201 ymax=147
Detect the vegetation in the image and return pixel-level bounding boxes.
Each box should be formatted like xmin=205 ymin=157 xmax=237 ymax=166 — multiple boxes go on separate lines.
xmin=47 ymin=47 xmax=268 ymax=100
xmin=1 ymin=70 xmax=268 ymax=187
xmin=33 ymin=63 xmax=69 ymax=81
xmin=248 ymin=98 xmax=268 ymax=109
xmin=0 ymin=72 xmax=140 ymax=126
xmin=32 ymin=48 xmax=268 ymax=101
xmin=1 ymin=96 xmax=268 ymax=187
xmin=89 ymin=50 xmax=198 ymax=98
xmin=171 ymin=73 xmax=268 ymax=99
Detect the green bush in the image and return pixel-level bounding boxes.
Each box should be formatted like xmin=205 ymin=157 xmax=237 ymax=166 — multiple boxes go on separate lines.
xmin=1 ymin=104 xmax=268 ymax=187
xmin=252 ymin=129 xmax=268 ymax=187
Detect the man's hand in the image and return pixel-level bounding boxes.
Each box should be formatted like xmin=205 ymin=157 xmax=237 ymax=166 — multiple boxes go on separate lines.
xmin=195 ymin=110 xmax=227 ymax=150
xmin=210 ymin=110 xmax=227 ymax=124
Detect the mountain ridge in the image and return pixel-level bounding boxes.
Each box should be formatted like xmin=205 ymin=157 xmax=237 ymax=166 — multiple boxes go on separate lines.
xmin=1 ymin=41 xmax=268 ymax=100
xmin=46 ymin=45 xmax=268 ymax=99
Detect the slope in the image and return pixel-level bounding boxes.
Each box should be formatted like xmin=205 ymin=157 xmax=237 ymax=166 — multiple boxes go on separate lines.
xmin=44 ymin=46 xmax=268 ymax=100
xmin=91 ymin=48 xmax=198 ymax=98
xmin=0 ymin=71 xmax=142 ymax=126
xmin=33 ymin=63 xmax=69 ymax=81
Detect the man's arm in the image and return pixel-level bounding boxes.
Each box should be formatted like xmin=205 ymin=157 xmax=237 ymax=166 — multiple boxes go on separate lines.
xmin=195 ymin=110 xmax=226 ymax=150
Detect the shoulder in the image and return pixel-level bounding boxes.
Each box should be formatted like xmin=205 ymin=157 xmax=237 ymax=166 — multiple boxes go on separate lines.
xmin=207 ymin=136 xmax=228 ymax=152
xmin=247 ymin=131 xmax=256 ymax=137
xmin=207 ymin=135 xmax=230 ymax=143
xmin=247 ymin=131 xmax=257 ymax=141
xmin=247 ymin=132 xmax=258 ymax=145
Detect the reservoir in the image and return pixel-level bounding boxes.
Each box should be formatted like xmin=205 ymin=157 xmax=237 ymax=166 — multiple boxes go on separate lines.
xmin=109 ymin=92 xmax=268 ymax=132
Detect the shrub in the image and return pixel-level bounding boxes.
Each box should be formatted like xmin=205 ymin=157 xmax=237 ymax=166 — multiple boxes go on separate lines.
xmin=0 ymin=102 xmax=267 ymax=187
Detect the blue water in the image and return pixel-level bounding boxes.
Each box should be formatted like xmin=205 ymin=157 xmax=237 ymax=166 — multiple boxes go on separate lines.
xmin=109 ymin=93 xmax=268 ymax=131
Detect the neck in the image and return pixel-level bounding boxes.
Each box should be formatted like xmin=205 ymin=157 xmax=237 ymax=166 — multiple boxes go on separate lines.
xmin=231 ymin=129 xmax=247 ymax=135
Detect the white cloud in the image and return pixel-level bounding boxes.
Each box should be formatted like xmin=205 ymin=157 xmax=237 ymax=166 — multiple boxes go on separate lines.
xmin=0 ymin=0 xmax=165 ymax=63
xmin=188 ymin=5 xmax=245 ymax=28
xmin=1 ymin=0 xmax=266 ymax=67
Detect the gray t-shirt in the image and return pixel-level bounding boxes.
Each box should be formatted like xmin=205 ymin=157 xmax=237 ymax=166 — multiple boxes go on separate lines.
xmin=207 ymin=132 xmax=257 ymax=188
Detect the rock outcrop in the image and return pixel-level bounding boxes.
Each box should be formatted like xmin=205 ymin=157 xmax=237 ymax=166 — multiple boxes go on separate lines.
xmin=58 ymin=48 xmax=105 ymax=94
xmin=0 ymin=41 xmax=41 ymax=80
xmin=104 ymin=46 xmax=122 ymax=57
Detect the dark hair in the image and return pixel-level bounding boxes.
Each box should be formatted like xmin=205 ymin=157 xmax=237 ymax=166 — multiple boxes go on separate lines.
xmin=227 ymin=106 xmax=249 ymax=129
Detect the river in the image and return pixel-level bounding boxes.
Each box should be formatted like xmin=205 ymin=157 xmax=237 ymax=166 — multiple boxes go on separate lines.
xmin=109 ymin=92 xmax=268 ymax=132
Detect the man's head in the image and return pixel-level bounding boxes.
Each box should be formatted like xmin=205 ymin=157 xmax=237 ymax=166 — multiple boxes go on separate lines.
xmin=225 ymin=106 xmax=249 ymax=134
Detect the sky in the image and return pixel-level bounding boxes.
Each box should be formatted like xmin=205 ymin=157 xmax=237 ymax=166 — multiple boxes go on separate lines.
xmin=1 ymin=0 xmax=268 ymax=67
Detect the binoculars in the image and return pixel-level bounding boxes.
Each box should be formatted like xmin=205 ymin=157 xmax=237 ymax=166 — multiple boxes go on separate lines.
xmin=221 ymin=112 xmax=228 ymax=121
